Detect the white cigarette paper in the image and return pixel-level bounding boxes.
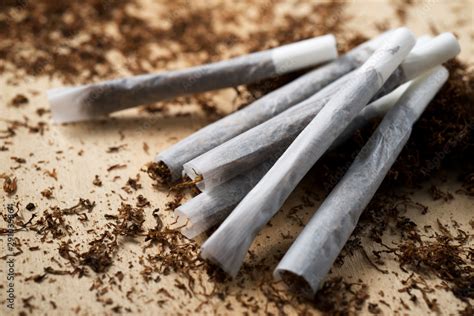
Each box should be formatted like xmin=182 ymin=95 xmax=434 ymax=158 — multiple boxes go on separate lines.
xmin=184 ymin=32 xmax=459 ymax=190
xmin=274 ymin=66 xmax=449 ymax=296
xmin=177 ymin=85 xmax=409 ymax=239
xmin=200 ymin=28 xmax=416 ymax=277
xmin=49 ymin=35 xmax=337 ymax=123
xmin=156 ymin=33 xmax=391 ymax=181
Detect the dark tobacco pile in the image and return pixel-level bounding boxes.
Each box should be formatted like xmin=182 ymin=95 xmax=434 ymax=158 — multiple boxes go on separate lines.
xmin=1 ymin=0 xmax=473 ymax=315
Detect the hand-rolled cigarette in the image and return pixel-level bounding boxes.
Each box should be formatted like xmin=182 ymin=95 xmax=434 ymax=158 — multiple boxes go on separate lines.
xmin=156 ymin=33 xmax=391 ymax=181
xmin=176 ymin=156 xmax=279 ymax=239
xmin=184 ymin=32 xmax=459 ymax=191
xmin=200 ymin=28 xmax=416 ymax=277
xmin=48 ymin=35 xmax=338 ymax=123
xmin=330 ymin=81 xmax=412 ymax=149
xmin=177 ymin=84 xmax=409 ymax=239
xmin=274 ymin=66 xmax=449 ymax=297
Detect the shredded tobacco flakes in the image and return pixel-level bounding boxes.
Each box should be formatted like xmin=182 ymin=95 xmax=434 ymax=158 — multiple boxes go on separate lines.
xmin=1 ymin=174 xmax=17 ymax=194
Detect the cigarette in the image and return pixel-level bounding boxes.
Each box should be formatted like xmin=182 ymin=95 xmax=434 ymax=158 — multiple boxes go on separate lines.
xmin=200 ymin=27 xmax=416 ymax=277
xmin=183 ymin=32 xmax=459 ymax=191
xmin=176 ymin=156 xmax=279 ymax=239
xmin=330 ymin=81 xmax=412 ymax=149
xmin=156 ymin=33 xmax=391 ymax=181
xmin=176 ymin=84 xmax=407 ymax=238
xmin=48 ymin=35 xmax=338 ymax=123
xmin=273 ymin=66 xmax=449 ymax=297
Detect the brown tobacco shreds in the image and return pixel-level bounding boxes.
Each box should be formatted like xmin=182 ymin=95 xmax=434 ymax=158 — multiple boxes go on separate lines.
xmin=40 ymin=188 xmax=53 ymax=199
xmin=107 ymin=164 xmax=127 ymax=172
xmin=146 ymin=161 xmax=171 ymax=186
xmin=313 ymin=59 xmax=473 ymax=189
xmin=81 ymin=231 xmax=117 ymax=273
xmin=106 ymin=144 xmax=127 ymax=153
xmin=10 ymin=94 xmax=29 ymax=107
xmin=126 ymin=175 xmax=142 ymax=191
xmin=313 ymin=277 xmax=369 ymax=314
xmin=2 ymin=175 xmax=17 ymax=194
xmin=394 ymin=225 xmax=473 ymax=302
xmin=11 ymin=156 xmax=26 ymax=163
xmin=136 ymin=195 xmax=150 ymax=208
xmin=143 ymin=142 xmax=149 ymax=154
xmin=171 ymin=175 xmax=203 ymax=191
xmin=61 ymin=198 xmax=96 ymax=215
xmin=279 ymin=271 xmax=313 ymax=297
xmin=428 ymin=185 xmax=454 ymax=201
xmin=92 ymin=175 xmax=102 ymax=187
xmin=165 ymin=193 xmax=184 ymax=212
xmin=26 ymin=203 xmax=35 ymax=211
xmin=44 ymin=168 xmax=58 ymax=180
xmin=458 ymin=172 xmax=474 ymax=196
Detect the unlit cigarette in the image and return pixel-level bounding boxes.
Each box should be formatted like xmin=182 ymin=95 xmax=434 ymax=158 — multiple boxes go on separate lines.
xmin=156 ymin=33 xmax=390 ymax=181
xmin=176 ymin=157 xmax=279 ymax=239
xmin=184 ymin=32 xmax=459 ymax=191
xmin=274 ymin=66 xmax=449 ymax=297
xmin=176 ymin=85 xmax=408 ymax=239
xmin=200 ymin=28 xmax=416 ymax=277
xmin=48 ymin=35 xmax=337 ymax=123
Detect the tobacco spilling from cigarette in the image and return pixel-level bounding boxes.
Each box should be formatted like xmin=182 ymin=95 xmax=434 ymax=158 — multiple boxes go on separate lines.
xmin=46 ymin=25 xmax=464 ymax=298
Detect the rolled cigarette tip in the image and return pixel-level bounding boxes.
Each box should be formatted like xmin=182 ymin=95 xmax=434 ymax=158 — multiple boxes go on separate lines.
xmin=48 ymin=86 xmax=95 ymax=124
xmin=359 ymin=27 xmax=416 ymax=84
xmin=271 ymin=34 xmax=338 ymax=74
xmin=174 ymin=195 xmax=226 ymax=239
xmin=402 ymin=32 xmax=460 ymax=80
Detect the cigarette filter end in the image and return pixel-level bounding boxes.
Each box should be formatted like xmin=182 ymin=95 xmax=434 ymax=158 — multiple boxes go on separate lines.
xmin=271 ymin=34 xmax=338 ymax=74
xmin=48 ymin=85 xmax=95 ymax=124
xmin=402 ymin=32 xmax=460 ymax=80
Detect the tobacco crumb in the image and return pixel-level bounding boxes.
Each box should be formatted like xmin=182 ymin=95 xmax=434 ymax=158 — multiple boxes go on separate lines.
xmin=313 ymin=277 xmax=369 ymax=314
xmin=136 ymin=195 xmax=150 ymax=208
xmin=143 ymin=142 xmax=149 ymax=154
xmin=44 ymin=168 xmax=58 ymax=180
xmin=2 ymin=175 xmax=17 ymax=195
xmin=106 ymin=144 xmax=127 ymax=153
xmin=146 ymin=161 xmax=171 ymax=186
xmin=26 ymin=203 xmax=36 ymax=211
xmin=429 ymin=185 xmax=454 ymax=201
xmin=368 ymin=302 xmax=382 ymax=314
xmin=36 ymin=108 xmax=49 ymax=117
xmin=93 ymin=175 xmax=102 ymax=187
xmin=107 ymin=164 xmax=127 ymax=172
xmin=40 ymin=188 xmax=53 ymax=199
xmin=126 ymin=175 xmax=142 ymax=191
xmin=10 ymin=94 xmax=29 ymax=107
xmin=11 ymin=156 xmax=26 ymax=164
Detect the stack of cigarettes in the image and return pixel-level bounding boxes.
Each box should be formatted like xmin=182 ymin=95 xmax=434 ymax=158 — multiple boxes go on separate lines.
xmin=48 ymin=27 xmax=460 ymax=296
